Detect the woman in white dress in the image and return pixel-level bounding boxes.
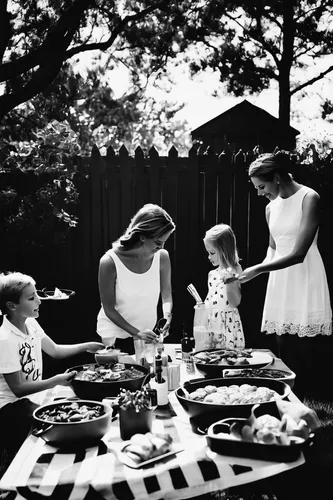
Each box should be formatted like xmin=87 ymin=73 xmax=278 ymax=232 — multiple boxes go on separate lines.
xmin=239 ymin=151 xmax=332 ymax=399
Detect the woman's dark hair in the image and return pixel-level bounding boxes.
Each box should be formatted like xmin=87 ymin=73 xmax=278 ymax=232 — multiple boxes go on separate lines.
xmin=114 ymin=204 xmax=175 ymax=250
xmin=248 ymin=151 xmax=293 ymax=182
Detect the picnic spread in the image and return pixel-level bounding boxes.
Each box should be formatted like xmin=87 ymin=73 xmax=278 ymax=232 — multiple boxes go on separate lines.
xmin=0 ymin=346 xmax=310 ymax=500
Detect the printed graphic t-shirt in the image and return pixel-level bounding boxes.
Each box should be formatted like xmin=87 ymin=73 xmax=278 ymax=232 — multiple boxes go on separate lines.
xmin=0 ymin=316 xmax=46 ymax=410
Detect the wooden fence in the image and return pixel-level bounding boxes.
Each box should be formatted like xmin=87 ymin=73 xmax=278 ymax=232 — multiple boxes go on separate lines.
xmin=1 ymin=145 xmax=332 ymax=357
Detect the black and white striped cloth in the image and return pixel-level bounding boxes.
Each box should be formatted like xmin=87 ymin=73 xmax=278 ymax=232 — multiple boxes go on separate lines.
xmin=0 ymin=388 xmax=304 ymax=500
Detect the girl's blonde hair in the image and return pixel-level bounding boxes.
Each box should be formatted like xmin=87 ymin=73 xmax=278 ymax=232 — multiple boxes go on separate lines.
xmin=114 ymin=203 xmax=175 ymax=250
xmin=0 ymin=271 xmax=36 ymax=315
xmin=204 ymin=224 xmax=240 ymax=269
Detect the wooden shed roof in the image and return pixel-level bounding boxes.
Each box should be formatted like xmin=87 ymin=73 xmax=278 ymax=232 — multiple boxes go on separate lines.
xmin=191 ymin=99 xmax=300 ymax=137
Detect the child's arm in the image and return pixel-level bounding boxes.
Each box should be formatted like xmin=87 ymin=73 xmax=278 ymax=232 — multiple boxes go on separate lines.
xmin=3 ymin=369 xmax=76 ymax=398
xmin=41 ymin=336 xmax=104 ymax=359
xmin=226 ymin=265 xmax=242 ymax=308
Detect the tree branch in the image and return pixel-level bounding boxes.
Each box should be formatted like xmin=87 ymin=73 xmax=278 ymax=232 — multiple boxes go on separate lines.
xmin=291 ymin=64 xmax=333 ymax=95
xmin=0 ymin=0 xmax=93 ymax=83
xmin=0 ymin=0 xmax=11 ymax=63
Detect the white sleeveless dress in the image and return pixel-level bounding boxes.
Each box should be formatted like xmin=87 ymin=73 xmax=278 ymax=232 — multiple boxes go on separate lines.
xmin=96 ymin=249 xmax=160 ymax=343
xmin=262 ymin=186 xmax=332 ymax=337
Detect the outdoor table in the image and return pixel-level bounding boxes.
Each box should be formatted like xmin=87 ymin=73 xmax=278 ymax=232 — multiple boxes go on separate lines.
xmin=0 ymin=346 xmax=304 ymax=500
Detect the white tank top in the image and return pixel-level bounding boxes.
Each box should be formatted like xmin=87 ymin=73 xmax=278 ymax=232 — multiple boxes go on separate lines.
xmin=96 ymin=249 xmax=160 ymax=341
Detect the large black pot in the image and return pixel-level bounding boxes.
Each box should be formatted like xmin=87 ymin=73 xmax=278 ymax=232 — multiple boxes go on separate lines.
xmin=32 ymin=399 xmax=112 ymax=447
xmin=67 ymin=363 xmax=149 ymax=401
xmin=175 ymin=377 xmax=291 ymax=434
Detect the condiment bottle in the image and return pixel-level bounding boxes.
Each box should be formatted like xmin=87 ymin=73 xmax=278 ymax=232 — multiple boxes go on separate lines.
xmin=181 ymin=324 xmax=195 ymax=374
xmin=150 ymin=354 xmax=169 ymax=406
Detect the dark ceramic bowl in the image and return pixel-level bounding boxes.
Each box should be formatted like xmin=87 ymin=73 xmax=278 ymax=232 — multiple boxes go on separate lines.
xmin=32 ymin=399 xmax=112 ymax=447
xmin=67 ymin=363 xmax=149 ymax=401
xmin=175 ymin=377 xmax=291 ymax=433
xmin=206 ymin=410 xmax=314 ymax=462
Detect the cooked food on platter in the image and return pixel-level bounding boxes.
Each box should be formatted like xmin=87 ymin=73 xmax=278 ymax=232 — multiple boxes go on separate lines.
xmin=37 ymin=401 xmax=104 ymax=423
xmin=123 ymin=432 xmax=173 ymax=463
xmin=223 ymin=368 xmax=293 ymax=379
xmin=186 ymin=383 xmax=280 ymax=405
xmin=118 ymin=432 xmax=184 ymax=468
xmin=206 ymin=403 xmax=315 ymax=462
xmin=74 ymin=363 xmax=144 ymax=383
xmin=193 ymin=348 xmax=253 ymax=366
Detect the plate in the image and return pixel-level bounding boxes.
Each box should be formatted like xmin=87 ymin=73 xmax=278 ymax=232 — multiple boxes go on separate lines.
xmin=118 ymin=443 xmax=183 ymax=469
xmin=193 ymin=350 xmax=273 ymax=378
xmin=37 ymin=289 xmax=75 ymax=300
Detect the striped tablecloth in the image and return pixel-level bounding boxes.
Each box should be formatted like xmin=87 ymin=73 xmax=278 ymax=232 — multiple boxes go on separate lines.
xmin=0 ymin=383 xmax=304 ymax=500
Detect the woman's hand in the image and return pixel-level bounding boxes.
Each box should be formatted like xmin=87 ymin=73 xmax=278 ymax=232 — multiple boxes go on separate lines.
xmin=137 ymin=329 xmax=159 ymax=343
xmin=162 ymin=314 xmax=172 ymax=339
xmin=238 ymin=265 xmax=262 ymax=284
xmin=85 ymin=342 xmax=105 ymax=353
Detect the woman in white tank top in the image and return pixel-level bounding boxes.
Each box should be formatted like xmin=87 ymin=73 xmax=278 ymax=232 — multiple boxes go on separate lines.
xmin=97 ymin=204 xmax=175 ymax=355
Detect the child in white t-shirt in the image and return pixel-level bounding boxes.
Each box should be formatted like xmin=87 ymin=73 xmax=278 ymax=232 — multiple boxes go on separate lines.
xmin=0 ymin=271 xmax=103 ymax=475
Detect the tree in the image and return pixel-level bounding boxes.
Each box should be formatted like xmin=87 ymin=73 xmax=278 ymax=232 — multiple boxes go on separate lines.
xmin=177 ymin=0 xmax=333 ymax=128
xmin=0 ymin=0 xmax=195 ymax=121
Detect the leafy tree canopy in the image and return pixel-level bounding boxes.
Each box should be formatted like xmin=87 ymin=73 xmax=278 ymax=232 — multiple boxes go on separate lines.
xmin=176 ymin=0 xmax=333 ymax=127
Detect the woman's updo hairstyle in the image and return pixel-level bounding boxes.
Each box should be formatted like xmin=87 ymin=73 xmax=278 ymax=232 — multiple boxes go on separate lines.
xmin=248 ymin=150 xmax=293 ymax=182
xmin=114 ymin=203 xmax=175 ymax=250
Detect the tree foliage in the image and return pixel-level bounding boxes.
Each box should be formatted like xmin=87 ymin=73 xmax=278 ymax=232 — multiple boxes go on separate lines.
xmin=177 ymin=0 xmax=333 ymax=127
xmin=1 ymin=1 xmax=333 ymax=131
xmin=0 ymin=120 xmax=80 ymax=248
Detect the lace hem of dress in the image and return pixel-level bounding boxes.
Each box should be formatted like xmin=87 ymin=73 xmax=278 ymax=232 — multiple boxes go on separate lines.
xmin=262 ymin=321 xmax=332 ymax=337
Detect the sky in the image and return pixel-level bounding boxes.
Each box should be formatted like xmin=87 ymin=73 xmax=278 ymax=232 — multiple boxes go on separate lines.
xmin=78 ymin=50 xmax=333 ymax=148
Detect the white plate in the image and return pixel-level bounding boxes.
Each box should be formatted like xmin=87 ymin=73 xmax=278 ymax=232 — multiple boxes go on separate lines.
xmin=118 ymin=443 xmax=183 ymax=469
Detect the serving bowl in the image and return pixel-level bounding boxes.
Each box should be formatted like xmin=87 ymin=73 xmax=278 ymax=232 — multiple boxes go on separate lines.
xmin=223 ymin=368 xmax=296 ymax=389
xmin=193 ymin=348 xmax=273 ymax=378
xmin=206 ymin=405 xmax=314 ymax=462
xmin=175 ymin=377 xmax=291 ymax=434
xmin=32 ymin=399 xmax=112 ymax=447
xmin=67 ymin=362 xmax=149 ymax=401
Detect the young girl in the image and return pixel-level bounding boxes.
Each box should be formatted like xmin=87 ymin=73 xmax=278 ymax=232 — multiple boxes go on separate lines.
xmin=203 ymin=223 xmax=245 ymax=349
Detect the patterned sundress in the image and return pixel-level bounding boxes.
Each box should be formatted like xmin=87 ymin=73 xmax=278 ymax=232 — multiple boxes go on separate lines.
xmin=204 ymin=267 xmax=245 ymax=349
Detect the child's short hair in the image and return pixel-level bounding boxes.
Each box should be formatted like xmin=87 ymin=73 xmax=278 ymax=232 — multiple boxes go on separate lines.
xmin=0 ymin=272 xmax=36 ymax=315
xmin=204 ymin=224 xmax=240 ymax=269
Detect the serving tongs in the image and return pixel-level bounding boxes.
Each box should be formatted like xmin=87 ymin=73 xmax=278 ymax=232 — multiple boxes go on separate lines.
xmin=187 ymin=283 xmax=203 ymax=304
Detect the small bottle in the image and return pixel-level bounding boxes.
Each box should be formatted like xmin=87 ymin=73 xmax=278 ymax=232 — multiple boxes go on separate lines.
xmin=150 ymin=354 xmax=169 ymax=406
xmin=181 ymin=325 xmax=195 ymax=374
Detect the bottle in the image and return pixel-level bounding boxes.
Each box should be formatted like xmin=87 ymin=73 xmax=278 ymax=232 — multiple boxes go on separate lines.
xmin=181 ymin=325 xmax=195 ymax=374
xmin=150 ymin=354 xmax=169 ymax=406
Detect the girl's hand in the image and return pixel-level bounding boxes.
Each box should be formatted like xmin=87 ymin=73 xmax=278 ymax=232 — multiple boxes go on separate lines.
xmin=86 ymin=342 xmax=105 ymax=353
xmin=238 ymin=265 xmax=261 ymax=284
xmin=137 ymin=329 xmax=159 ymax=343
